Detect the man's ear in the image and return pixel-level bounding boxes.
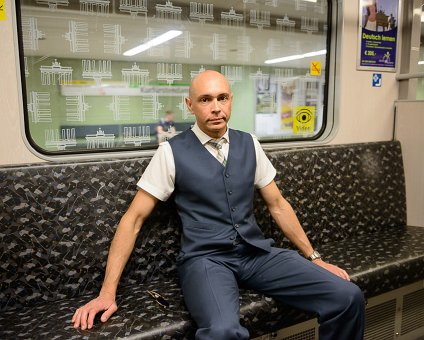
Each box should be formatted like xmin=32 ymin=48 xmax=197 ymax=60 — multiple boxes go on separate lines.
xmin=185 ymin=97 xmax=193 ymax=113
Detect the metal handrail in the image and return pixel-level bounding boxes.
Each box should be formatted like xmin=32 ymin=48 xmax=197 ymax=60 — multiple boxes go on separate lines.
xmin=396 ymin=72 xmax=424 ymax=80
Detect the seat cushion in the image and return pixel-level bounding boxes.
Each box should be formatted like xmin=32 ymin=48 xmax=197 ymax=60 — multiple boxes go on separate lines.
xmin=320 ymin=226 xmax=424 ymax=298
xmin=1 ymin=226 xmax=422 ymax=339
xmin=0 ymin=279 xmax=192 ymax=339
xmin=0 ymin=278 xmax=314 ymax=339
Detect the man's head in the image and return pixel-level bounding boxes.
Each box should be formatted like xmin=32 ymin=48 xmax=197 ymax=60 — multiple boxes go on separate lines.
xmin=164 ymin=110 xmax=174 ymax=122
xmin=186 ymin=70 xmax=233 ymax=139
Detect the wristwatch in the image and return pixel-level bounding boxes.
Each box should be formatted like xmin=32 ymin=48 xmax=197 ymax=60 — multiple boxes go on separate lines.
xmin=308 ymin=250 xmax=322 ymax=261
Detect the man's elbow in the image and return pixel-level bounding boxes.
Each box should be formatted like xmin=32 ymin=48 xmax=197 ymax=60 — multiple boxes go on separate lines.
xmin=133 ymin=214 xmax=145 ymax=235
xmin=267 ymin=196 xmax=289 ymax=214
xmin=118 ymin=212 xmax=145 ymax=237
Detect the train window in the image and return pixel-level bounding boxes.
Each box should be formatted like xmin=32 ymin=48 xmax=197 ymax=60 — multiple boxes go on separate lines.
xmin=16 ymin=0 xmax=333 ymax=156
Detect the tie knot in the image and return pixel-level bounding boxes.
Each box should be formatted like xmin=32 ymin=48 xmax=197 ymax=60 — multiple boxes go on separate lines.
xmin=207 ymin=138 xmax=227 ymax=167
xmin=208 ymin=138 xmax=225 ymax=150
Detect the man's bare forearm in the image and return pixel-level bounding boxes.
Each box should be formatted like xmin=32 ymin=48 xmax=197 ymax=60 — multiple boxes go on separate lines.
xmin=99 ymin=189 xmax=158 ymax=298
xmin=259 ymin=181 xmax=314 ymax=258
xmin=268 ymin=198 xmax=314 ymax=258
xmin=260 ymin=182 xmax=350 ymax=280
xmin=99 ymin=214 xmax=142 ymax=298
xmin=72 ymin=190 xmax=158 ymax=330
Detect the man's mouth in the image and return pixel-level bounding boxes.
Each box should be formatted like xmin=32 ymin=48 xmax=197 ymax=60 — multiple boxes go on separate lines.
xmin=209 ymin=118 xmax=224 ymax=123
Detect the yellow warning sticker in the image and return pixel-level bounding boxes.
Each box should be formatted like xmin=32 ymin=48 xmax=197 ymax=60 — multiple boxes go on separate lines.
xmin=0 ymin=0 xmax=6 ymax=21
xmin=293 ymin=106 xmax=315 ymax=134
xmin=310 ymin=61 xmax=321 ymax=76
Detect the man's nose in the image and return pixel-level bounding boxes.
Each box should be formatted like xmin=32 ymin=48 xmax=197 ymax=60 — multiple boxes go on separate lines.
xmin=211 ymin=98 xmax=220 ymax=112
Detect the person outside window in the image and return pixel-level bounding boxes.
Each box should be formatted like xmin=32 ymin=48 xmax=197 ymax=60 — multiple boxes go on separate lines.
xmin=157 ymin=110 xmax=176 ymax=143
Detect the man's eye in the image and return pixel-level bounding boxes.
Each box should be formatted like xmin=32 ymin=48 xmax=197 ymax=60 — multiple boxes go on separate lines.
xmin=218 ymin=95 xmax=228 ymax=102
xmin=200 ymin=98 xmax=209 ymax=103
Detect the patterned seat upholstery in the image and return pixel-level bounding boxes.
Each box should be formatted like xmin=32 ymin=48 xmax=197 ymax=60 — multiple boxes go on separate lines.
xmin=1 ymin=141 xmax=423 ymax=339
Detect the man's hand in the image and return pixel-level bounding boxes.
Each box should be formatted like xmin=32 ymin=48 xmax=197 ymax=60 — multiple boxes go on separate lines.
xmin=313 ymin=259 xmax=350 ymax=281
xmin=72 ymin=292 xmax=118 ymax=330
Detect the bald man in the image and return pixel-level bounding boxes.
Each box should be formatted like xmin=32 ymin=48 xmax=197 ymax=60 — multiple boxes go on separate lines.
xmin=72 ymin=70 xmax=365 ymax=340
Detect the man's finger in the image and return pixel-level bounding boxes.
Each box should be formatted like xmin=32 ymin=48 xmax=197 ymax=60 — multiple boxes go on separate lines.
xmin=73 ymin=309 xmax=81 ymax=328
xmin=87 ymin=308 xmax=98 ymax=329
xmin=101 ymin=303 xmax=118 ymax=322
xmin=80 ymin=309 xmax=89 ymax=330
xmin=344 ymin=270 xmax=351 ymax=281
xmin=72 ymin=308 xmax=79 ymax=323
xmin=339 ymin=269 xmax=349 ymax=281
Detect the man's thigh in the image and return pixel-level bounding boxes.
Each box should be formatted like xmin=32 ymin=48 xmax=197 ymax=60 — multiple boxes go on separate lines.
xmin=178 ymin=257 xmax=241 ymax=328
xmin=240 ymin=248 xmax=357 ymax=315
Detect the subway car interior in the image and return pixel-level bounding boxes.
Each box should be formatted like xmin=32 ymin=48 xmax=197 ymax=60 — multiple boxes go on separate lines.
xmin=0 ymin=0 xmax=423 ymax=339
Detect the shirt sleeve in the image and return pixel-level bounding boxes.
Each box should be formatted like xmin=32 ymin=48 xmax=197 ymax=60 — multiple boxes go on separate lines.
xmin=137 ymin=142 xmax=175 ymax=201
xmin=251 ymin=134 xmax=277 ymax=189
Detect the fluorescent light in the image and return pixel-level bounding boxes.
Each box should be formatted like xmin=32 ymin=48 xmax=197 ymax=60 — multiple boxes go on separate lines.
xmin=418 ymin=61 xmax=424 ymax=65
xmin=303 ymin=0 xmax=317 ymax=2
xmin=264 ymin=50 xmax=327 ymax=64
xmin=123 ymin=30 xmax=182 ymax=56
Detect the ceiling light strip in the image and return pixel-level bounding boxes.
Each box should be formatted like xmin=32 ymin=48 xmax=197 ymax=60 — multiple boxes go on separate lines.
xmin=123 ymin=30 xmax=183 ymax=57
xmin=265 ymin=49 xmax=327 ymax=64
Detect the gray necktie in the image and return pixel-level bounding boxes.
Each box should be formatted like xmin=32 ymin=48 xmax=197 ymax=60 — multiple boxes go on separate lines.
xmin=207 ymin=139 xmax=227 ymax=167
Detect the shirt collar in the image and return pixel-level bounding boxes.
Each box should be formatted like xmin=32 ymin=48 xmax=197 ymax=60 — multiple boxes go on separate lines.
xmin=192 ymin=123 xmax=230 ymax=145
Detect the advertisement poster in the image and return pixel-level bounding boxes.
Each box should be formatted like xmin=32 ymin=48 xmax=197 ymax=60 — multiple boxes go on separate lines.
xmin=357 ymin=0 xmax=399 ymax=71
xmin=254 ymin=75 xmax=323 ymax=138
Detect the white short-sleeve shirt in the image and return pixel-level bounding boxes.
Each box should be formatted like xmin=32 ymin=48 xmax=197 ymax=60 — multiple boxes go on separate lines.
xmin=137 ymin=124 xmax=276 ymax=201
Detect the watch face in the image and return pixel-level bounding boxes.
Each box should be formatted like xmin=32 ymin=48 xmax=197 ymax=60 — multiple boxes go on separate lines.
xmin=310 ymin=251 xmax=321 ymax=260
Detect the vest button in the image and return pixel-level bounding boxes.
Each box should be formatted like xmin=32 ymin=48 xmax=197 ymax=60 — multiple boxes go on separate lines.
xmin=225 ymin=173 xmax=230 ymax=178
xmin=234 ymin=224 xmax=239 ymax=228
xmin=233 ymin=239 xmax=240 ymax=246
xmin=228 ymin=190 xmax=233 ymax=195
xmin=231 ymin=207 xmax=236 ymax=212
xmin=229 ymin=235 xmax=236 ymax=240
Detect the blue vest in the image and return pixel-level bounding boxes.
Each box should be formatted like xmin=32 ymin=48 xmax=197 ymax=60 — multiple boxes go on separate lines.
xmin=169 ymin=129 xmax=273 ymax=263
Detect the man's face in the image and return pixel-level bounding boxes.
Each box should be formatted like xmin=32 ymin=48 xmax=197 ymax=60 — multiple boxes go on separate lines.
xmin=165 ymin=112 xmax=174 ymax=121
xmin=186 ymin=71 xmax=233 ymax=138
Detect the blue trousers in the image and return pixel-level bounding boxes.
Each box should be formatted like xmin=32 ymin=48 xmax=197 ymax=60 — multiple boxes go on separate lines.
xmin=178 ymin=244 xmax=365 ymax=340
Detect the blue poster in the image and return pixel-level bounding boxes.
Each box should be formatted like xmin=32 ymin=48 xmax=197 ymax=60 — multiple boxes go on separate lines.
xmin=358 ymin=0 xmax=399 ymax=71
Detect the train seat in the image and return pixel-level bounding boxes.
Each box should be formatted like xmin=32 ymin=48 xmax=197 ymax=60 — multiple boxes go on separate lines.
xmin=1 ymin=140 xmax=423 ymax=339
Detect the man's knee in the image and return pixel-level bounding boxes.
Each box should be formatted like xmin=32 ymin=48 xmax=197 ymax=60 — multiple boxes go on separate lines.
xmin=346 ymin=283 xmax=365 ymax=308
xmin=332 ymin=282 xmax=365 ymax=315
